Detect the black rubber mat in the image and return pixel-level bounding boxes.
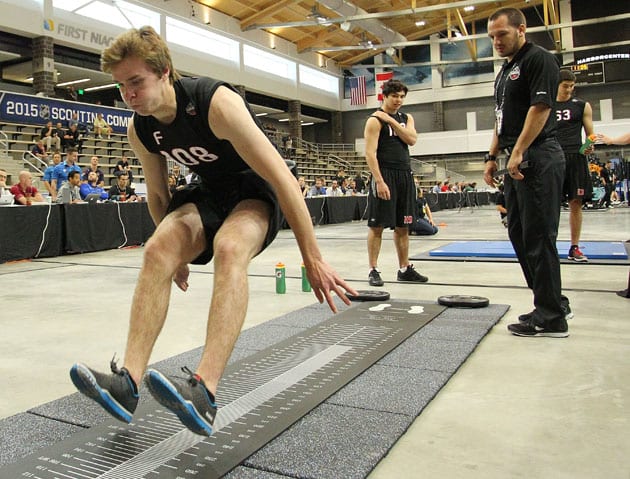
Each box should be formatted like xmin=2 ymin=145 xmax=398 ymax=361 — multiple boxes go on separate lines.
xmin=0 ymin=300 xmax=445 ymax=479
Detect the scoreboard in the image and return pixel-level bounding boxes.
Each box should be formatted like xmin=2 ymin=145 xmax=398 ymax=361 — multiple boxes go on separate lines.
xmin=565 ymin=62 xmax=605 ymax=85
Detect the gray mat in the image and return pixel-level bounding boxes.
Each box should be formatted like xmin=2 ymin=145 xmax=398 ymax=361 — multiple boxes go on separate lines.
xmin=0 ymin=413 xmax=83 ymax=467
xmin=0 ymin=300 xmax=509 ymax=477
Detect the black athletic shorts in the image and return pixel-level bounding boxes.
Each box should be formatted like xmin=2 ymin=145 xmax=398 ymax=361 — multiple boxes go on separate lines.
xmin=367 ymin=167 xmax=416 ymax=229
xmin=166 ymin=170 xmax=282 ymax=265
xmin=563 ymin=152 xmax=593 ymax=202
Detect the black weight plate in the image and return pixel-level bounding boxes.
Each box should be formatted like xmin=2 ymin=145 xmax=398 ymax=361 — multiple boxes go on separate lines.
xmin=437 ymin=295 xmax=489 ymax=308
xmin=346 ymin=290 xmax=391 ymax=301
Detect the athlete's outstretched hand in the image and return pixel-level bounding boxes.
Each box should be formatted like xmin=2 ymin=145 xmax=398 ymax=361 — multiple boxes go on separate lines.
xmin=305 ymin=259 xmax=358 ymax=313
xmin=173 ymin=263 xmax=190 ymax=292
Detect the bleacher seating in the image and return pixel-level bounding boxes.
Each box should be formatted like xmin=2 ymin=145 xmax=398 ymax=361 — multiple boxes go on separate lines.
xmin=0 ymin=120 xmax=144 ymax=189
xmin=1 ymin=120 xmax=369 ymax=190
xmin=281 ymin=137 xmax=368 ymax=185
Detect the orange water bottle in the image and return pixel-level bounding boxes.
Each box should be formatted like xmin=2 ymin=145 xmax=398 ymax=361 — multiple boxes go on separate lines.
xmin=579 ymin=134 xmax=597 ymax=154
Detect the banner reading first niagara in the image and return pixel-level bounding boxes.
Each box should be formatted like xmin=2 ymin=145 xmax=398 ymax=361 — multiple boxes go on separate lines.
xmin=0 ymin=92 xmax=133 ymax=134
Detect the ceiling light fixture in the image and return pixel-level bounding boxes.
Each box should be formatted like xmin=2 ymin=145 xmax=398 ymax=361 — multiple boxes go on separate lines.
xmin=464 ymin=5 xmax=475 ymax=12
xmin=307 ymin=4 xmax=330 ymax=25
xmin=57 ymin=78 xmax=91 ymax=87
xmin=340 ymin=20 xmax=351 ymax=31
xmin=83 ymin=83 xmax=119 ymax=92
xmin=358 ymin=33 xmax=374 ymax=49
xmin=448 ymin=26 xmax=463 ymax=38
xmin=415 ymin=20 xmax=426 ymax=27
xmin=385 ymin=47 xmax=396 ymax=57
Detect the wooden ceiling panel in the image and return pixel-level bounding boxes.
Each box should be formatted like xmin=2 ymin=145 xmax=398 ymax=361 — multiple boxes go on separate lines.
xmin=193 ymin=0 xmax=549 ymax=67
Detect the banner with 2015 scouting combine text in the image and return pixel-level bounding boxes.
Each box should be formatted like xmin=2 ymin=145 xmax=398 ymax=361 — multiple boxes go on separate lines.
xmin=0 ymin=91 xmax=132 ymax=134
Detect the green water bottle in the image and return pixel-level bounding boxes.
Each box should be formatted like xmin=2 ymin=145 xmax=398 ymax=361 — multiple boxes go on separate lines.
xmin=579 ymin=134 xmax=596 ymax=154
xmin=275 ymin=262 xmax=286 ymax=294
xmin=301 ymin=262 xmax=311 ymax=292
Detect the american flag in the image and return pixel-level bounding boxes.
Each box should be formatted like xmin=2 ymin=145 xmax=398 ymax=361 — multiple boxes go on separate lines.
xmin=349 ymin=76 xmax=367 ymax=105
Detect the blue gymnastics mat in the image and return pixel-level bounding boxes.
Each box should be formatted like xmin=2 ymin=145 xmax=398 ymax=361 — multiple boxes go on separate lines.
xmin=428 ymin=241 xmax=628 ymax=260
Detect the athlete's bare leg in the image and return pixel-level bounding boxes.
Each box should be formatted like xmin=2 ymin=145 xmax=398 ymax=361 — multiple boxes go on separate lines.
xmin=368 ymin=226 xmax=384 ymax=269
xmin=568 ymin=198 xmax=583 ymax=245
xmin=393 ymin=226 xmax=410 ymax=268
xmin=196 ymin=199 xmax=272 ymax=395
xmin=123 ymin=203 xmax=207 ymax=387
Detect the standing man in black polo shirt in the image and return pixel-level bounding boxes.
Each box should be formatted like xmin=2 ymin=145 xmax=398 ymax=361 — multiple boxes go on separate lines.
xmin=555 ymin=69 xmax=594 ymax=262
xmin=483 ymin=8 xmax=569 ymax=338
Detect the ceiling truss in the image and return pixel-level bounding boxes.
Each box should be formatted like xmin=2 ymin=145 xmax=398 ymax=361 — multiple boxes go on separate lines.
xmin=194 ymin=0 xmax=564 ymax=67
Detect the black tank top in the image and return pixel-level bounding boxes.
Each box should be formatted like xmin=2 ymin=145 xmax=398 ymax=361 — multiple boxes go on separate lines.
xmin=133 ymin=77 xmax=263 ymax=181
xmin=555 ymin=97 xmax=586 ymax=153
xmin=374 ymin=109 xmax=411 ymax=170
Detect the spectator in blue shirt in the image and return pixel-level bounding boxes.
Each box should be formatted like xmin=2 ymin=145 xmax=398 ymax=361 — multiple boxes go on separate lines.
xmin=31 ymin=140 xmax=49 ymax=163
xmin=82 ymin=155 xmax=105 ymax=187
xmin=67 ymin=112 xmax=90 ymax=137
xmin=43 ymin=152 xmax=62 ymax=201
xmin=308 ymin=177 xmax=327 ymax=197
xmin=52 ymin=148 xmax=82 ymax=192
xmin=80 ymin=171 xmax=108 ymax=200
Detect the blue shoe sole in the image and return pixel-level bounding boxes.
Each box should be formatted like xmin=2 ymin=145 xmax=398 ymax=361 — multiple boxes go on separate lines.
xmin=145 ymin=369 xmax=214 ymax=437
xmin=69 ymin=363 xmax=133 ymax=423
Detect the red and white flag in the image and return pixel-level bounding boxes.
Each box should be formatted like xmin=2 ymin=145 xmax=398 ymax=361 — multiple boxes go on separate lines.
xmin=376 ymin=71 xmax=394 ymax=102
xmin=349 ymin=76 xmax=367 ymax=105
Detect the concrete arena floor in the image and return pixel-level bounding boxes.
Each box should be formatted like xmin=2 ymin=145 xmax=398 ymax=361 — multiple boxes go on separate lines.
xmin=1 ymin=204 xmax=629 ymax=478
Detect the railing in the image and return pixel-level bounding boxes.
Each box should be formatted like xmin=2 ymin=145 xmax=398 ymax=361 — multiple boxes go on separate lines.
xmin=327 ymin=154 xmax=351 ymax=171
xmin=318 ymin=143 xmax=355 ymax=152
xmin=411 ymin=158 xmax=465 ymax=184
xmin=21 ymin=151 xmax=47 ymax=176
xmin=0 ymin=130 xmax=8 ymax=157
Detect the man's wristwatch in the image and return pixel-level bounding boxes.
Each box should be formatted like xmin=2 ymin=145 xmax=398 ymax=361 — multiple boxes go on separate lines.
xmin=484 ymin=154 xmax=497 ymax=163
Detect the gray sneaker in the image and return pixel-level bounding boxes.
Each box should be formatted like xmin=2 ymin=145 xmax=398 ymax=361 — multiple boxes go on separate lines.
xmin=70 ymin=358 xmax=139 ymax=423
xmin=568 ymin=245 xmax=588 ymax=263
xmin=145 ymin=367 xmax=217 ymax=436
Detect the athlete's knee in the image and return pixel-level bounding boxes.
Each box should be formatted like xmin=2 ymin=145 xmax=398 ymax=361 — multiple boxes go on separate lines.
xmin=143 ymin=234 xmax=181 ymax=273
xmin=394 ymin=226 xmax=409 ymax=237
xmin=213 ymin=233 xmax=252 ymax=266
xmin=369 ymin=226 xmax=384 ymax=238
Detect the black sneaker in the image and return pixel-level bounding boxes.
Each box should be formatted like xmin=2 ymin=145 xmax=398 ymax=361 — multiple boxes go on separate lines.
xmin=507 ymin=322 xmax=569 ymax=338
xmin=518 ymin=310 xmax=535 ymax=324
xmin=568 ymin=245 xmax=588 ymax=263
xmin=70 ymin=358 xmax=138 ymax=423
xmin=145 ymin=367 xmax=217 ymax=436
xmin=397 ymin=264 xmax=428 ymax=283
xmin=519 ymin=304 xmax=573 ymax=324
xmin=368 ymin=268 xmax=384 ymax=287
xmin=561 ymin=299 xmax=574 ymax=320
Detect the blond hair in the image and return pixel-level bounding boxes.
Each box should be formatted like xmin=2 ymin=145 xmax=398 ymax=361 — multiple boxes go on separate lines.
xmin=101 ymin=26 xmax=181 ymax=84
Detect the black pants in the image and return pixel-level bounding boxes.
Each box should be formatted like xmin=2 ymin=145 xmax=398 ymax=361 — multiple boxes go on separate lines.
xmin=409 ymin=217 xmax=438 ymax=235
xmin=504 ymin=139 xmax=565 ymax=325
xmin=604 ymin=183 xmax=613 ymax=207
